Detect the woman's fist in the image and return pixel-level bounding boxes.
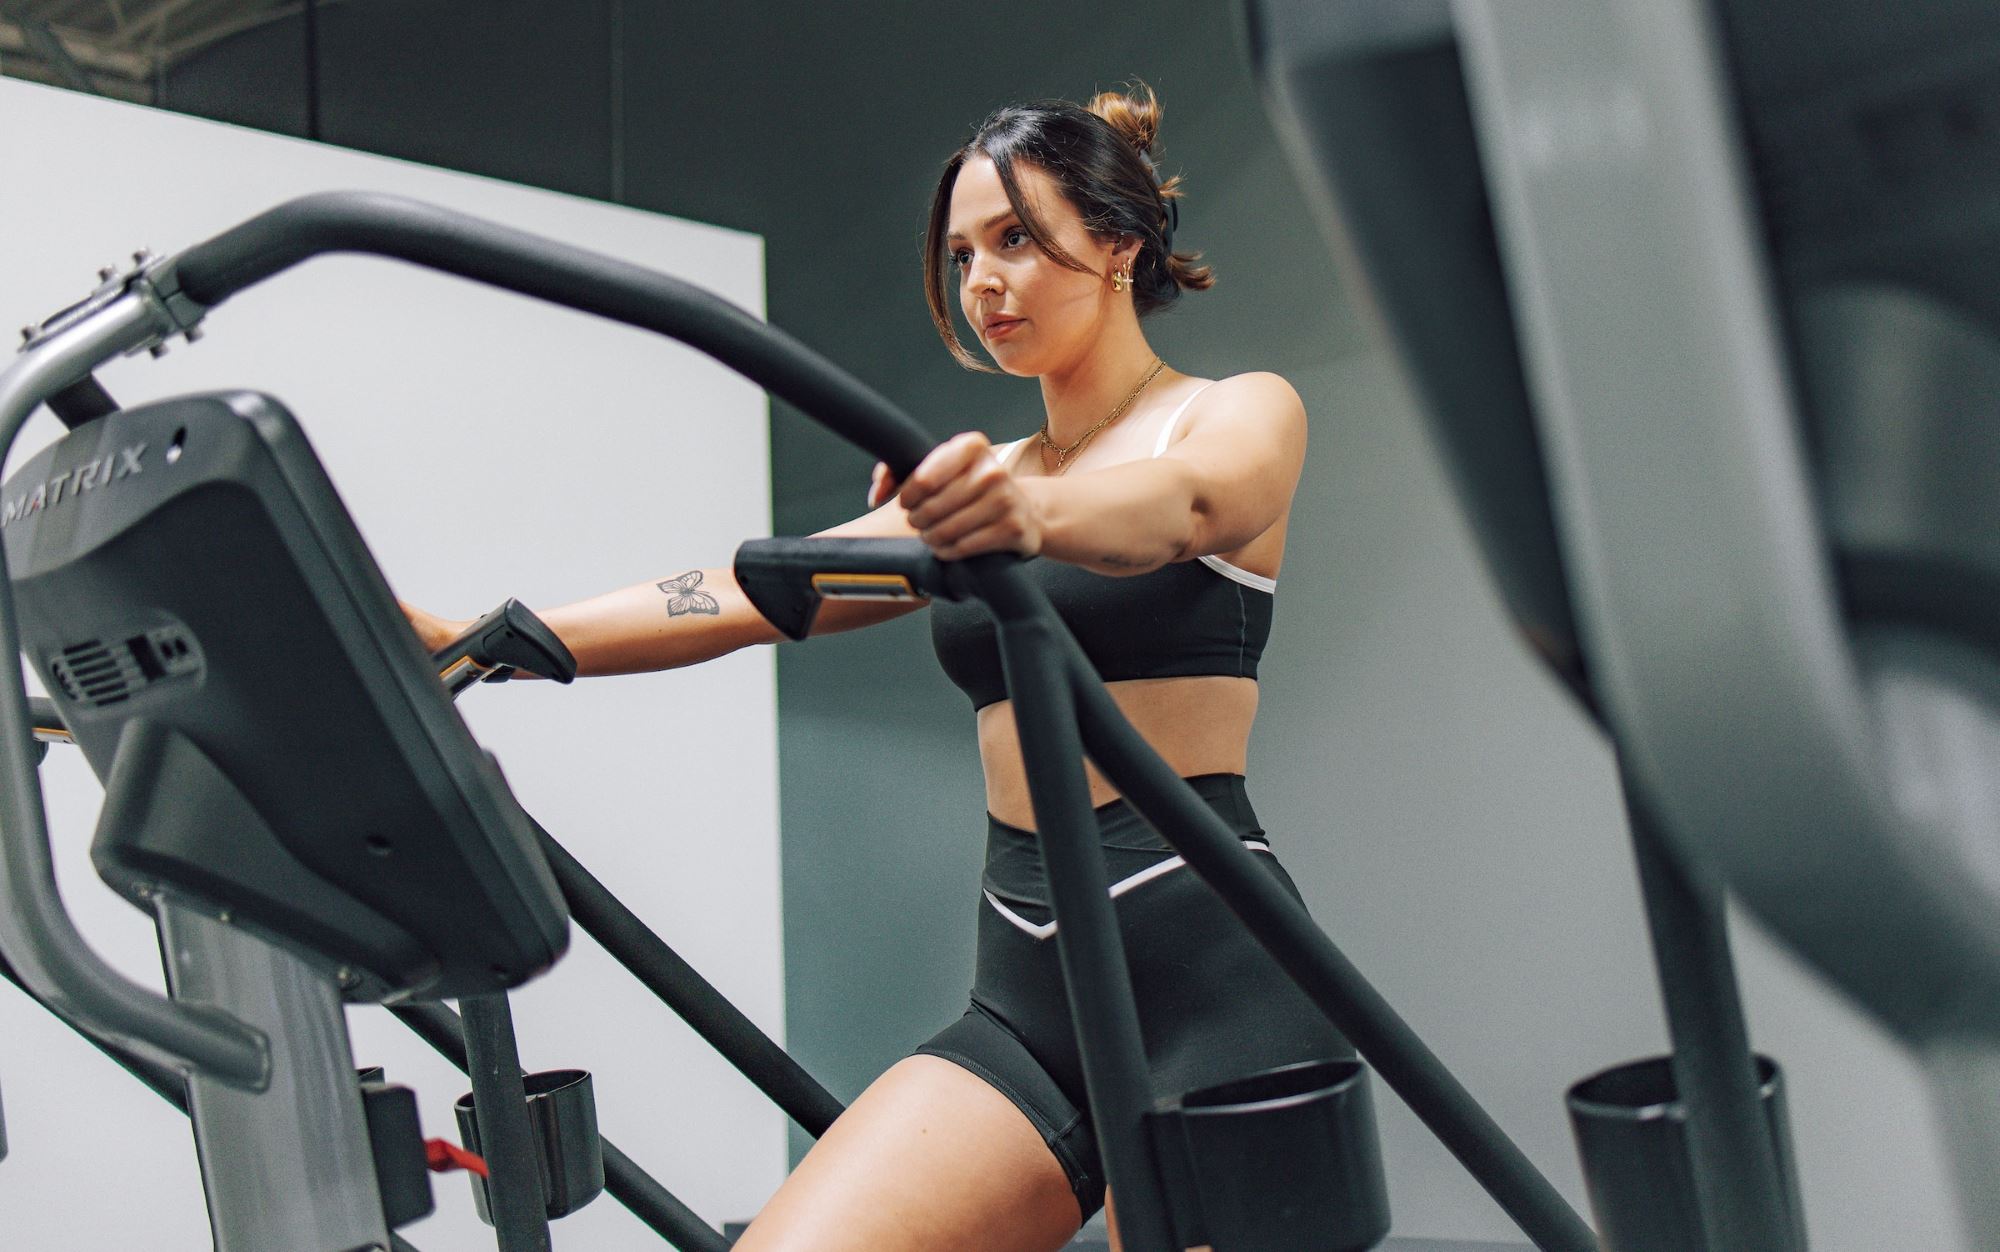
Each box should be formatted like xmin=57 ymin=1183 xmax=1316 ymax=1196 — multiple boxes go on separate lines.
xmin=874 ymin=434 xmax=1042 ymax=560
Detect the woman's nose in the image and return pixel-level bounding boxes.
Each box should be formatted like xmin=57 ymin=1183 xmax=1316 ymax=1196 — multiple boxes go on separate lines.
xmin=967 ymin=257 xmax=1003 ymax=295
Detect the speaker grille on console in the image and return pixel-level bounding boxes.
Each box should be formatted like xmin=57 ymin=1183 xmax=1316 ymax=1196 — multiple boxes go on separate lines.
xmin=52 ymin=639 xmax=140 ymax=707
xmin=49 ymin=628 xmax=202 ymax=709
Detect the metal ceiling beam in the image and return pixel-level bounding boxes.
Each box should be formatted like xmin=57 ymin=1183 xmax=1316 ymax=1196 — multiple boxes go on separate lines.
xmin=0 ymin=17 xmax=152 ymax=79
xmin=0 ymin=47 xmax=149 ymax=100
xmin=1 ymin=0 xmax=348 ymax=90
xmin=103 ymin=0 xmax=209 ymax=51
xmin=13 ymin=16 xmax=99 ymax=92
xmin=158 ymin=0 xmax=304 ymax=62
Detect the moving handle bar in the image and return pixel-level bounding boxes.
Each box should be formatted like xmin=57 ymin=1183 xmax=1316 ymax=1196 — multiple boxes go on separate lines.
xmin=429 ymin=598 xmax=850 ymax=1141
xmin=0 ymin=192 xmax=1592 ymax=1252
xmin=433 ymin=598 xmax=578 ymax=693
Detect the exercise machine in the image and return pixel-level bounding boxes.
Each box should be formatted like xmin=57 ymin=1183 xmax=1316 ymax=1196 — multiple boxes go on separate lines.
xmin=1247 ymin=0 xmax=2000 ymax=1247
xmin=0 ymin=190 xmax=1626 ymax=1251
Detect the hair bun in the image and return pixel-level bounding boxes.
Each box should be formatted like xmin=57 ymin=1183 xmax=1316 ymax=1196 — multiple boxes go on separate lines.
xmin=1087 ymin=81 xmax=1162 ymax=156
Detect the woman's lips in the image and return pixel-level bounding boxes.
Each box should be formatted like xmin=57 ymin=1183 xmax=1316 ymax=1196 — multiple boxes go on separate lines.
xmin=984 ymin=318 xmax=1025 ymax=342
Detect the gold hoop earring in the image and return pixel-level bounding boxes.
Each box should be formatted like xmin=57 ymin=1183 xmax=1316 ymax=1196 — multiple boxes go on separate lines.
xmin=1111 ymin=268 xmax=1131 ymax=294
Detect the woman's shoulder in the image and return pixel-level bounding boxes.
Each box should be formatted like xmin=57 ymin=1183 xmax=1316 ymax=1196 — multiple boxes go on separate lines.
xmin=1158 ymin=371 xmax=1307 ymax=448
xmin=1192 ymin=370 xmax=1303 ymax=408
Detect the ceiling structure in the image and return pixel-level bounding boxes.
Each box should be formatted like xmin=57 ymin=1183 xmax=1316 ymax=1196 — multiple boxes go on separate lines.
xmin=0 ymin=0 xmax=311 ymax=103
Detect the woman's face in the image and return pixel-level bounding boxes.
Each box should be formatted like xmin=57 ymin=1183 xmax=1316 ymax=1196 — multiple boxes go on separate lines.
xmin=947 ymin=155 xmax=1134 ymax=376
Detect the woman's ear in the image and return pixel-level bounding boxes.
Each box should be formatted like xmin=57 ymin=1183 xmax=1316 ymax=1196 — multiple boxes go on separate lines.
xmin=1111 ymin=233 xmax=1143 ymax=268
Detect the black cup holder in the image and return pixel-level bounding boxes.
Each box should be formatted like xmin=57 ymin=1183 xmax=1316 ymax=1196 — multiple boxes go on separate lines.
xmin=1567 ymin=1054 xmax=1804 ymax=1252
xmin=454 ymin=1068 xmax=605 ymax=1223
xmin=1148 ymin=1057 xmax=1392 ymax=1252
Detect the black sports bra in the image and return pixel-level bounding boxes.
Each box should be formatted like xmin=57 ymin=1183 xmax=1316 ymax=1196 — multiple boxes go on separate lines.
xmin=928 ymin=383 xmax=1278 ymax=710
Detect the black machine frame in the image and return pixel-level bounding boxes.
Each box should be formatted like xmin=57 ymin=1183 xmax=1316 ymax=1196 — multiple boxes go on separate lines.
xmin=0 ymin=191 xmax=1606 ymax=1251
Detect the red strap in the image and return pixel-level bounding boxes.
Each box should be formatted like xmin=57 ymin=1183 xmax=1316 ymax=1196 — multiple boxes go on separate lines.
xmin=424 ymin=1138 xmax=490 ymax=1179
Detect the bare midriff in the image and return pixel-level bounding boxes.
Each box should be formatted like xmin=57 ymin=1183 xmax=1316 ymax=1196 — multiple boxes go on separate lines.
xmin=976 ymin=673 xmax=1260 ymax=830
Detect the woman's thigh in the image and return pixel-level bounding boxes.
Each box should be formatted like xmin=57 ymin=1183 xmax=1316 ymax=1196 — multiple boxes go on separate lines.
xmin=733 ymin=1054 xmax=1084 ymax=1252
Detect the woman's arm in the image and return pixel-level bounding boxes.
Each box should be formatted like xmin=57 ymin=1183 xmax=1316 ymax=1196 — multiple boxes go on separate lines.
xmin=549 ymin=498 xmax=931 ymax=675
xmin=898 ymin=372 xmax=1307 ymax=576
xmin=405 ymin=491 xmax=926 ymax=677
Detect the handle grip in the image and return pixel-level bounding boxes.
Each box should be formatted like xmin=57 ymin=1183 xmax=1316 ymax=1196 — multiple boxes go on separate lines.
xmin=433 ymin=600 xmax=578 ymax=693
xmin=733 ymin=537 xmax=972 ymax=640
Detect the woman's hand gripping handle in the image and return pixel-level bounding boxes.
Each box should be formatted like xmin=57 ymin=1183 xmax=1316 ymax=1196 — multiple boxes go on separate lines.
xmin=871 ymin=432 xmax=1044 ymax=562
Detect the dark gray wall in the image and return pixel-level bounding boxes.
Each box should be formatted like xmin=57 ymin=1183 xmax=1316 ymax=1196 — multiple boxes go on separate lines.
xmin=157 ymin=5 xmax=1965 ymax=1245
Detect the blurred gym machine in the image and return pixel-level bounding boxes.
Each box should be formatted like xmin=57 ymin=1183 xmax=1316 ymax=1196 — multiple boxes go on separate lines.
xmin=1249 ymin=0 xmax=2000 ymax=1247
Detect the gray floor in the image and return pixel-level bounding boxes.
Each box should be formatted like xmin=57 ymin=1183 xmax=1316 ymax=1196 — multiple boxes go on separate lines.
xmin=1055 ymin=1206 xmax=1529 ymax=1251
xmin=726 ymin=1221 xmax=1525 ymax=1249
xmin=1064 ymin=1232 xmax=1512 ymax=1240
xmin=727 ymin=1215 xmax=1528 ymax=1249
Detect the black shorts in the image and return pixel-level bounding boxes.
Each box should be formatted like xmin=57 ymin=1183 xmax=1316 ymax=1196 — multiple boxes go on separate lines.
xmin=912 ymin=774 xmax=1353 ymax=1219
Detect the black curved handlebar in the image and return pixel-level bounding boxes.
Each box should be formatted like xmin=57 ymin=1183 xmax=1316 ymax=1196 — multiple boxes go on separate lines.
xmin=167 ymin=191 xmax=936 ymax=478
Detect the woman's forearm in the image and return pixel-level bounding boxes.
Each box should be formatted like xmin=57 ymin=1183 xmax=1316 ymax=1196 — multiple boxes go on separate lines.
xmin=538 ymin=567 xmax=784 ymax=677
xmin=535 ymin=564 xmax=919 ymax=677
xmin=1018 ymin=459 xmax=1200 ymax=576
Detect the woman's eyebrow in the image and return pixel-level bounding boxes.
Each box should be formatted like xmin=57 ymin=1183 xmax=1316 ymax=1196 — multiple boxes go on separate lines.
xmin=946 ymin=210 xmax=1017 ymax=245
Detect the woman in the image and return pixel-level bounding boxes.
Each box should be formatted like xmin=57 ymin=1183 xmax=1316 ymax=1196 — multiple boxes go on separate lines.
xmin=409 ymin=84 xmax=1350 ymax=1251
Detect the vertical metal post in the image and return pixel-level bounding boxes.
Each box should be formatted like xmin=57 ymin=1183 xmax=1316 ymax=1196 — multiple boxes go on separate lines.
xmin=158 ymin=901 xmax=390 ymax=1252
xmin=991 ymin=611 xmax=1177 ymax=1252
xmin=1623 ymin=780 xmax=1800 ymax=1251
xmin=461 ymin=994 xmax=552 ymax=1252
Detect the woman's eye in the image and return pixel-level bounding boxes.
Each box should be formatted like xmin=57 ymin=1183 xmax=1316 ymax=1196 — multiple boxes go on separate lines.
xmin=950 ymin=228 xmax=1026 ymax=271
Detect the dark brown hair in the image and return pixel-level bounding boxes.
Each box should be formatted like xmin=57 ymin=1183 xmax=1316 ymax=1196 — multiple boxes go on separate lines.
xmin=924 ymin=82 xmax=1215 ymax=371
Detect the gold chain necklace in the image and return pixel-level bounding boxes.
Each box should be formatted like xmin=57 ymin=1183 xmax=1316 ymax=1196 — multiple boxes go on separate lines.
xmin=1038 ymin=357 xmax=1167 ymax=475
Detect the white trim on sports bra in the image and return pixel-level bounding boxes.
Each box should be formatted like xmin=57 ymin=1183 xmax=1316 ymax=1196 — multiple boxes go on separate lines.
xmin=1198 ymin=554 xmax=1276 ymax=594
xmin=1150 ymin=381 xmax=1220 ymax=456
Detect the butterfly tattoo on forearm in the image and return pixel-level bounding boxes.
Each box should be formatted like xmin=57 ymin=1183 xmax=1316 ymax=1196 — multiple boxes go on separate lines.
xmin=658 ymin=570 xmax=721 ymax=617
